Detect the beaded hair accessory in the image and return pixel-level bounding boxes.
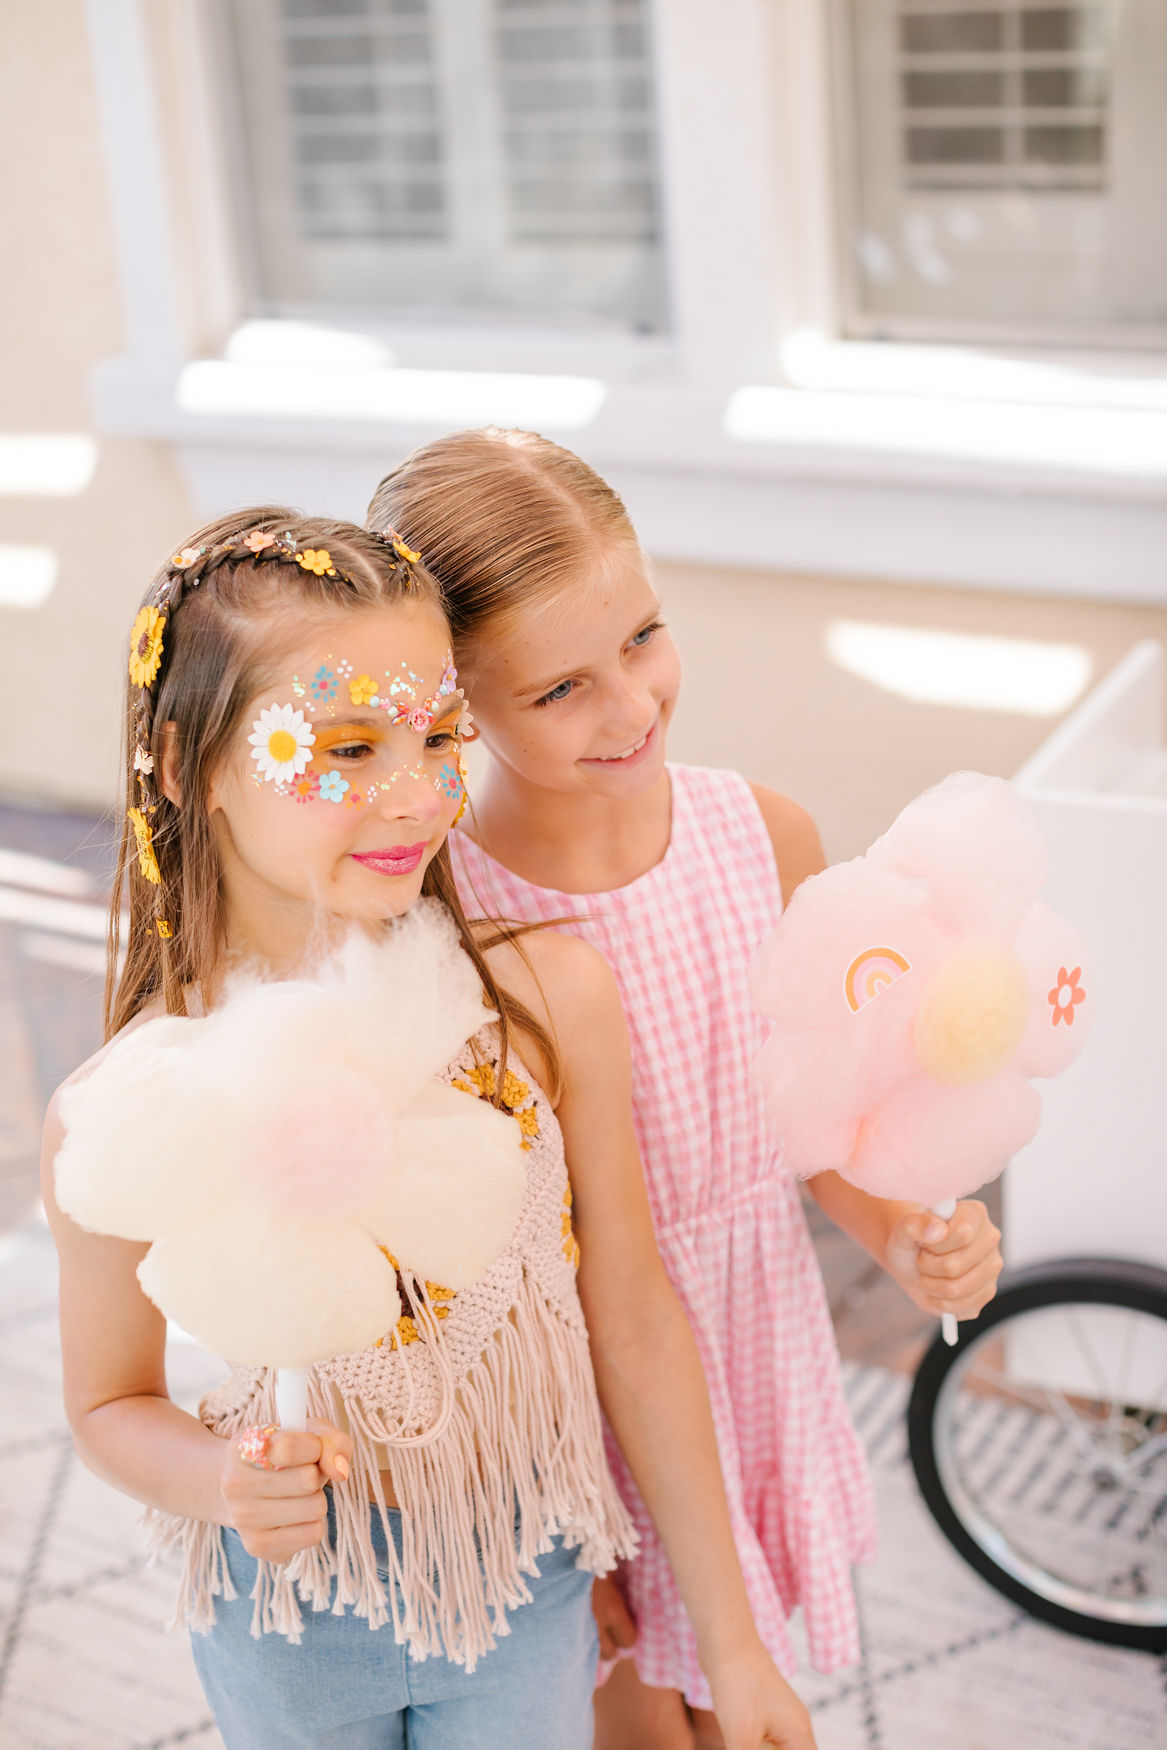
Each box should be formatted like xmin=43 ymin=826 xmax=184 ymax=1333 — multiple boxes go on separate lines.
xmin=125 ymin=527 xmax=425 ymax=922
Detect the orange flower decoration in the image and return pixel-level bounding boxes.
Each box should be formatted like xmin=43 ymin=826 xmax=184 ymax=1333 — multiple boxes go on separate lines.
xmin=296 ymin=548 xmax=335 ymax=577
xmin=1048 ymin=965 xmax=1086 ymax=1027
xmin=243 ymin=529 xmax=276 ymax=553
xmin=393 ymin=537 xmax=421 ymax=565
xmin=172 ymin=546 xmax=202 ymax=569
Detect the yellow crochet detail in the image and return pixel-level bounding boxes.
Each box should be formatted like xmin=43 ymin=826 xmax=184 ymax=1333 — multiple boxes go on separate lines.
xmin=376 ymin=1246 xmax=455 ymax=1346
xmin=561 ymin=1185 xmax=581 ymax=1270
xmin=452 ymin=1060 xmax=541 ymax=1151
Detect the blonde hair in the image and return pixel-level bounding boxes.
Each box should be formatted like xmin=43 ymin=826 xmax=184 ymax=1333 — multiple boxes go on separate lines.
xmin=108 ymin=506 xmax=559 ymax=1092
xmin=366 ymin=428 xmax=644 ymax=662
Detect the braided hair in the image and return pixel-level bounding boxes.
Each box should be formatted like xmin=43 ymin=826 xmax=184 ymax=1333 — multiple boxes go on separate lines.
xmin=108 ymin=507 xmax=560 ymax=1097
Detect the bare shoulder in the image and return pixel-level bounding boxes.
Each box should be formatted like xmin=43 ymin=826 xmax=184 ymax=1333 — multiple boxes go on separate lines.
xmin=478 ymin=925 xmax=620 ymax=1030
xmin=748 ymin=781 xmax=827 ymax=905
xmin=475 ymin=925 xmax=626 ymax=1099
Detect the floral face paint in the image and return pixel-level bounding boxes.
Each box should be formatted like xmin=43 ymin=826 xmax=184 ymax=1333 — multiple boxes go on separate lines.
xmin=248 ymin=648 xmax=469 ymax=813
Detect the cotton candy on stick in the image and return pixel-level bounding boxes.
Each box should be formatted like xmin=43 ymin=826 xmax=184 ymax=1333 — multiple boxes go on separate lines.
xmin=750 ymin=773 xmax=1090 ymax=1346
xmin=55 ymin=904 xmax=528 ymax=1429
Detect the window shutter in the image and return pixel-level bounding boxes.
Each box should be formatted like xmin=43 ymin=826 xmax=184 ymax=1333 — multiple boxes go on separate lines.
xmin=896 ymin=3 xmax=1109 ymax=190
xmin=223 ymin=0 xmax=666 ymax=326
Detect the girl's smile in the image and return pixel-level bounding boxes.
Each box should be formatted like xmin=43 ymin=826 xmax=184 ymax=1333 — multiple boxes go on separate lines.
xmin=579 ymin=714 xmax=661 ymax=772
xmin=466 ymin=555 xmax=681 ymax=804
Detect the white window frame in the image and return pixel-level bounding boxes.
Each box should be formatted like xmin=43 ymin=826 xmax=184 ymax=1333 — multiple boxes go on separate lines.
xmin=83 ymin=0 xmax=1167 ymax=605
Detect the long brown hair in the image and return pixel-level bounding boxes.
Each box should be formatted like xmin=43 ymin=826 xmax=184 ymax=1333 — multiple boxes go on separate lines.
xmin=366 ymin=427 xmax=644 ymax=664
xmin=108 ymin=506 xmax=558 ymax=1093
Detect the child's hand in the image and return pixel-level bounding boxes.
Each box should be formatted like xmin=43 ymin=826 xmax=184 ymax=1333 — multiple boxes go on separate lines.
xmin=592 ymin=1573 xmax=637 ymax=1660
xmin=884 ymin=1199 xmax=1003 ymax=1321
xmin=706 ymin=1639 xmax=816 ymax=1749
xmin=220 ymin=1416 xmax=354 ymax=1564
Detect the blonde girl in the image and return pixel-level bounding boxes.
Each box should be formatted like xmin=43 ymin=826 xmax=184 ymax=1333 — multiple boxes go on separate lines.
xmin=43 ymin=513 xmax=816 ymax=1750
xmin=368 ymin=433 xmax=1005 ymax=1750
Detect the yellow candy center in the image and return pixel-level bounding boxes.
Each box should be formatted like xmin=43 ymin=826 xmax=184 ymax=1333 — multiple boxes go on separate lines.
xmin=267 ymin=728 xmax=298 ymax=763
xmin=914 ymin=944 xmax=1029 ymax=1086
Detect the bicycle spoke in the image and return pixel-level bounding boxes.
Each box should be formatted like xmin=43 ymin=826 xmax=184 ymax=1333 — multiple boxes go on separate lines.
xmin=929 ymin=1290 xmax=1167 ymax=1633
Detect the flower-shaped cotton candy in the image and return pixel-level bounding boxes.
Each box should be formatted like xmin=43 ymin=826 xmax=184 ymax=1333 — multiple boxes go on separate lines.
xmin=750 ymin=773 xmax=1089 ymax=1207
xmin=55 ymin=903 xmax=527 ymax=1370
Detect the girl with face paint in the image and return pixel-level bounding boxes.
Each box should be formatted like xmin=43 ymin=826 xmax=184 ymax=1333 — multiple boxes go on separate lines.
xmin=368 ymin=432 xmax=1004 ymax=1750
xmin=42 ymin=512 xmax=816 ymax=1750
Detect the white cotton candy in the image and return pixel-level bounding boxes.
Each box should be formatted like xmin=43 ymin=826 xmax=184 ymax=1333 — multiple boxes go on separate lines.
xmin=358 ymin=1084 xmax=528 ymax=1289
xmin=54 ymin=904 xmax=527 ymax=1370
xmin=55 ymin=1016 xmax=235 ymax=1241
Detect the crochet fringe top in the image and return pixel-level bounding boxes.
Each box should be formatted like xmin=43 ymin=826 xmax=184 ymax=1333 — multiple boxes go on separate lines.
xmin=146 ymin=1025 xmax=637 ymax=1669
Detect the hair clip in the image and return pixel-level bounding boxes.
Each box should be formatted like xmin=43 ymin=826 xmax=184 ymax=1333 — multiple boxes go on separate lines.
xmin=373 ymin=526 xmax=422 ymax=566
xmin=127 ymin=807 xmax=162 ymax=885
xmin=171 ymin=546 xmax=204 ymax=569
xmin=296 ymin=548 xmax=338 ymax=577
xmin=129 ymin=607 xmax=166 ymax=689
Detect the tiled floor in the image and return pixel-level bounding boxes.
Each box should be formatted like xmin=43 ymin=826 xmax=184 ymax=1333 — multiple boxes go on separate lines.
xmin=0 ymin=800 xmax=1161 ymax=1749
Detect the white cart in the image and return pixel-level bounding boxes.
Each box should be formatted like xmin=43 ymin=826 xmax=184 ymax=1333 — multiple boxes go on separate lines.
xmin=907 ymin=642 xmax=1167 ymax=1653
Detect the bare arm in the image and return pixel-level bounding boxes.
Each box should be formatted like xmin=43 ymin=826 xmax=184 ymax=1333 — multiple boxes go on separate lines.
xmin=497 ymin=932 xmax=814 ymax=1748
xmin=42 ymin=1089 xmax=349 ymax=1558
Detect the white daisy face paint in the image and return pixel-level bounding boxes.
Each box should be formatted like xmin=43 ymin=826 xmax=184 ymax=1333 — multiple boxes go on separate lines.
xmin=248 ymin=704 xmax=316 ymax=785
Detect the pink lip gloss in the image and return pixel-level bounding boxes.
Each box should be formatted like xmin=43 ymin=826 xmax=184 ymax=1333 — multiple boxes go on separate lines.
xmin=351 ymin=842 xmax=428 ymax=877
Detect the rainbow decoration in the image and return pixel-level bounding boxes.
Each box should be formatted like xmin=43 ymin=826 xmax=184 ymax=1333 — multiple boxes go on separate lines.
xmin=845 ymin=946 xmax=911 ymax=1013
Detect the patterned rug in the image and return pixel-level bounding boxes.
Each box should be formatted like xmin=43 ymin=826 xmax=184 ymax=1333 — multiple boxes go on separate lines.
xmin=0 ymin=1216 xmax=1163 ymax=1748
xmin=797 ymin=1365 xmax=1167 ymax=1750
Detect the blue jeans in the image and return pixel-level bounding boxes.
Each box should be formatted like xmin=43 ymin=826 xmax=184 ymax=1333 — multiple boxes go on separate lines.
xmin=190 ymin=1505 xmax=597 ymax=1750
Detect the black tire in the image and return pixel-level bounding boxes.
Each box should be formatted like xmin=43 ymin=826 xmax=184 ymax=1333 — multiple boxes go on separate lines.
xmin=908 ymin=1256 xmax=1167 ymax=1652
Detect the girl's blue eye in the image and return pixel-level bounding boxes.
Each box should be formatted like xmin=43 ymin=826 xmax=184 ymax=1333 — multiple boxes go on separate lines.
xmin=630 ymin=621 xmax=662 ymax=648
xmin=535 ymin=679 xmax=574 ymax=708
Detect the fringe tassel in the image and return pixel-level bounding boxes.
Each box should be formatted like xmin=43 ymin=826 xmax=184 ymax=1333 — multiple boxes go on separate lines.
xmin=146 ymin=1269 xmax=637 ymax=1670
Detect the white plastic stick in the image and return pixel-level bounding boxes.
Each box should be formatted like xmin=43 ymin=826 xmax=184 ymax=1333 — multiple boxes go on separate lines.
xmin=932 ymin=1198 xmax=958 ymax=1345
xmin=275 ymin=1366 xmax=309 ymax=1432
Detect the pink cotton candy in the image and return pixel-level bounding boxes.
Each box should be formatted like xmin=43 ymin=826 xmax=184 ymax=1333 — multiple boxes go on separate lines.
xmin=751 ymin=773 xmax=1089 ymax=1208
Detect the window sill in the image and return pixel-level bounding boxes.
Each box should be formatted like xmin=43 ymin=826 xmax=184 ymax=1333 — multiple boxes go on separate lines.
xmin=90 ymin=330 xmax=1167 ymax=604
xmin=94 ymin=326 xmax=1167 ymax=504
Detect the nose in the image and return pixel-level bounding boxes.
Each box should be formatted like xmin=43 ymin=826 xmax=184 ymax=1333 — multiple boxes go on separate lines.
xmin=603 ymin=671 xmax=657 ymax=741
xmin=369 ymin=760 xmax=444 ymax=825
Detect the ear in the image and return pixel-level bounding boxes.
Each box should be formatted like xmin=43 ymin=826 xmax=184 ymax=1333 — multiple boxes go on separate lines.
xmin=158 ymin=722 xmax=182 ymax=806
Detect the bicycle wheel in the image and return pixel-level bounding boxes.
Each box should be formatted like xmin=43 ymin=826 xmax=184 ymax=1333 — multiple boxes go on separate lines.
xmin=908 ymin=1257 xmax=1167 ymax=1651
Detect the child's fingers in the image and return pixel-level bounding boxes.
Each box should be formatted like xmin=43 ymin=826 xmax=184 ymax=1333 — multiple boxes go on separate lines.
xmin=917 ymin=1221 xmax=1001 ymax=1282
xmin=917 ymin=1200 xmax=996 ymax=1256
xmin=237 ymin=1509 xmax=330 ymax=1565
xmin=306 ymin=1415 xmax=354 ymax=1486
xmin=592 ymin=1575 xmax=637 ymax=1660
xmin=917 ymin=1250 xmax=1003 ymax=1318
xmin=246 ymin=1427 xmax=326 ymax=1472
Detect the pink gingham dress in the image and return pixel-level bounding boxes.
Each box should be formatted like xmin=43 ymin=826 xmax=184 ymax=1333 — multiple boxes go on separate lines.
xmin=453 ymin=764 xmax=877 ymax=1704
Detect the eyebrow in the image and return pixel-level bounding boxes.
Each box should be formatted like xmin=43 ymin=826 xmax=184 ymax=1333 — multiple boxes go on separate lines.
xmin=428 ymin=696 xmax=464 ymax=726
xmin=514 ymin=605 xmax=662 ymax=701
